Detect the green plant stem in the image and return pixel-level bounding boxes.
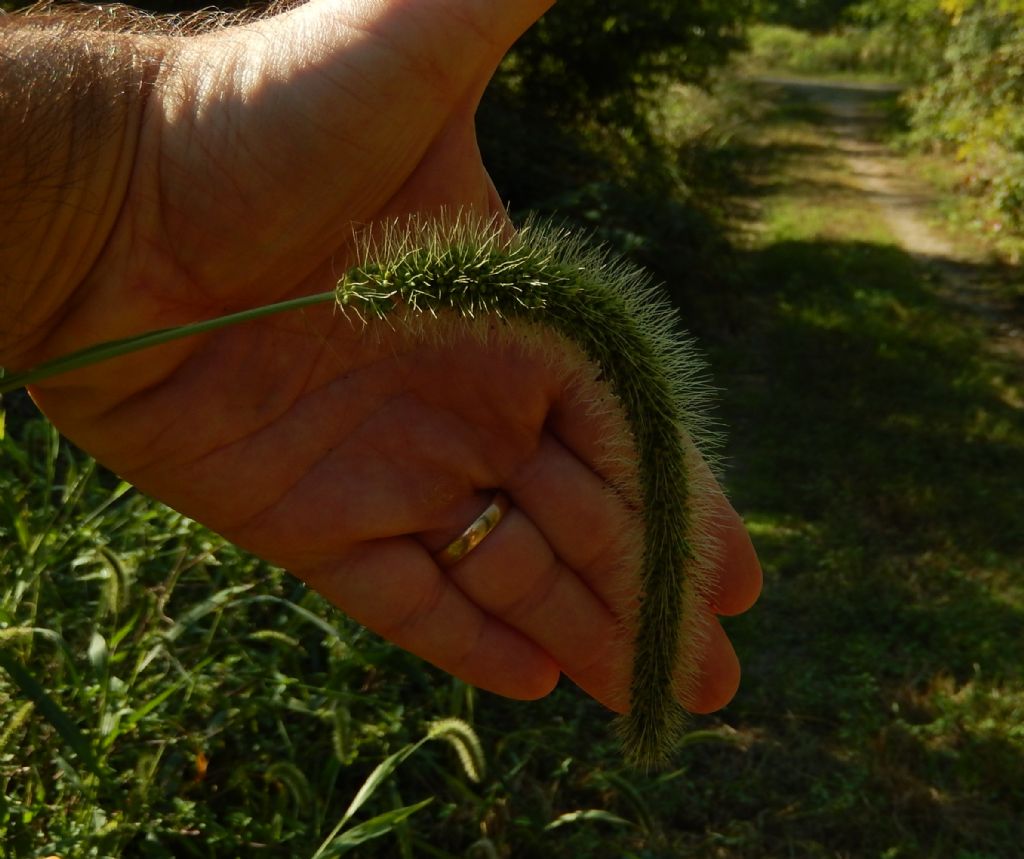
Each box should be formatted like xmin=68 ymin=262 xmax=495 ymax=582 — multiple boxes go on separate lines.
xmin=0 ymin=291 xmax=336 ymax=395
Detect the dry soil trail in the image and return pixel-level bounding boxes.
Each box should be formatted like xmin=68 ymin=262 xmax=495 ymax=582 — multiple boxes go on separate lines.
xmin=765 ymin=77 xmax=1024 ymax=366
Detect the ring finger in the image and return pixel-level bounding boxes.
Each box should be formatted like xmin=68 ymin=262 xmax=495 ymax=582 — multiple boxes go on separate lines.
xmin=425 ymin=501 xmax=634 ymax=712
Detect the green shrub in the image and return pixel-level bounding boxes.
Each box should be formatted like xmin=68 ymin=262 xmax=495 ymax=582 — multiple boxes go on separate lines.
xmin=744 ymin=23 xmax=922 ymax=78
xmin=907 ymin=5 xmax=1024 ymax=228
xmin=503 ymin=0 xmax=750 ymax=126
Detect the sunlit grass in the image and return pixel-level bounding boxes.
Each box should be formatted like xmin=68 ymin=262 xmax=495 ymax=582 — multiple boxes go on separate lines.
xmin=0 ymin=414 xmax=502 ymax=855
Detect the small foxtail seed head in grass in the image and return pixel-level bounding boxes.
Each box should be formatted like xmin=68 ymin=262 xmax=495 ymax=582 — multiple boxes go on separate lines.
xmin=0 ymin=214 xmax=724 ymax=769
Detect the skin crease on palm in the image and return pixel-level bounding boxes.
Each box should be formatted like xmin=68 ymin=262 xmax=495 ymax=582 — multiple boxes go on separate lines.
xmin=10 ymin=0 xmax=762 ymax=717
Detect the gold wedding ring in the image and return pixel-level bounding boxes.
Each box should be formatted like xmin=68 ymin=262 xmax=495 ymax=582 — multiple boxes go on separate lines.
xmin=433 ymin=492 xmax=511 ymax=569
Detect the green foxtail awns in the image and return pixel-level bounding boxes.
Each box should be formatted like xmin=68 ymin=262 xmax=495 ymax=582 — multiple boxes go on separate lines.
xmin=338 ymin=216 xmax=723 ymax=769
xmin=0 ymin=215 xmax=723 ymax=769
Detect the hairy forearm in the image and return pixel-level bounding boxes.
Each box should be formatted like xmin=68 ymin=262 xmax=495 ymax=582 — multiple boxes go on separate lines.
xmin=0 ymin=4 xmax=164 ymax=369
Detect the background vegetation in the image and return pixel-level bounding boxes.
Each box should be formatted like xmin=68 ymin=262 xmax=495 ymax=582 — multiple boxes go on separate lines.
xmin=2 ymin=0 xmax=1022 ymax=857
xmin=746 ymin=0 xmax=1024 ymax=242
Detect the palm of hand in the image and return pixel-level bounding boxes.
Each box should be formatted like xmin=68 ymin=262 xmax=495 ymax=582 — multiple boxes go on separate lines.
xmin=29 ymin=0 xmax=759 ymax=716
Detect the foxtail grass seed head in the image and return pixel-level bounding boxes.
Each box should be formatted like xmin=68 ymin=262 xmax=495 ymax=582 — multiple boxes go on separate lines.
xmin=0 ymin=213 xmax=724 ymax=768
xmin=340 ymin=214 xmax=723 ymax=769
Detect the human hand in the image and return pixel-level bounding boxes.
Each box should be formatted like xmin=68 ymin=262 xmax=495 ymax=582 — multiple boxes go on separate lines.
xmin=13 ymin=0 xmax=761 ymax=716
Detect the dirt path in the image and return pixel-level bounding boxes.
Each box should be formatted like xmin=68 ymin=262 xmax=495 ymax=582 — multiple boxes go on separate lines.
xmin=765 ymin=76 xmax=1024 ymax=364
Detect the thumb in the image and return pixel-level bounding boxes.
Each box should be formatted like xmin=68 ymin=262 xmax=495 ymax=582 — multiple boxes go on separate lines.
xmin=264 ymin=0 xmax=556 ymax=96
xmin=451 ymin=0 xmax=557 ymax=57
xmin=331 ymin=0 xmax=556 ymax=56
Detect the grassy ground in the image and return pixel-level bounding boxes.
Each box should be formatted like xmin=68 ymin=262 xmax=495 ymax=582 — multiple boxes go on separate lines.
xmin=2 ymin=81 xmax=1022 ymax=858
xmin=703 ymin=81 xmax=1024 ymax=858
xmin=903 ymin=149 xmax=1024 ymax=270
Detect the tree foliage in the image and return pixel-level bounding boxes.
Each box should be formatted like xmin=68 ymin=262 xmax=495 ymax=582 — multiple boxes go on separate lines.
xmin=850 ymin=0 xmax=1024 ymax=229
xmin=755 ymin=0 xmax=860 ymax=31
xmin=480 ymin=0 xmax=754 ymax=285
xmin=759 ymin=0 xmax=1024 ymax=232
xmin=502 ymin=0 xmax=752 ymax=121
xmin=910 ymin=2 xmax=1024 ymax=227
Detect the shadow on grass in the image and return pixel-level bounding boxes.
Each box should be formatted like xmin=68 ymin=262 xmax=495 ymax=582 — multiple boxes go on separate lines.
xmin=731 ymin=239 xmax=1023 ymax=553
xmin=752 ymin=77 xmax=909 ymax=140
xmin=480 ymin=75 xmax=1023 ymax=854
xmin=697 ymin=233 xmax=1024 ymax=856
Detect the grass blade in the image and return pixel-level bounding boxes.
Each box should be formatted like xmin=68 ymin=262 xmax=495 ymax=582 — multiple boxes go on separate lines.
xmin=120 ymin=678 xmax=187 ymax=732
xmin=0 ymin=649 xmax=104 ymax=782
xmin=163 ymin=583 xmax=254 ymax=642
xmin=317 ymin=798 xmax=433 ymax=857
xmin=312 ymin=740 xmax=425 ymax=858
xmin=0 ymin=292 xmax=336 ymax=394
xmin=239 ymin=595 xmax=347 ymax=641
xmin=341 ymin=742 xmax=423 ymax=824
xmin=545 ymin=809 xmax=634 ymax=830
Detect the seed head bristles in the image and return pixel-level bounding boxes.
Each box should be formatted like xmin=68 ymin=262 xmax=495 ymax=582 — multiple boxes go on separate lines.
xmin=340 ymin=213 xmax=723 ymax=769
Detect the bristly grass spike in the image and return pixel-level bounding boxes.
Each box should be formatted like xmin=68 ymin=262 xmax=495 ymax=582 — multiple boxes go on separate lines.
xmin=0 ymin=212 xmax=724 ymax=769
xmin=340 ymin=213 xmax=723 ymax=769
